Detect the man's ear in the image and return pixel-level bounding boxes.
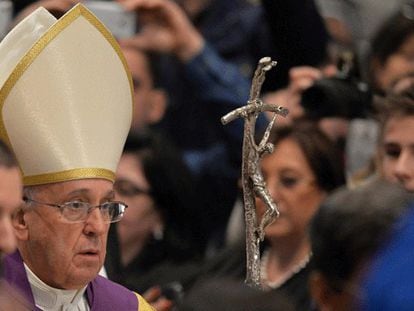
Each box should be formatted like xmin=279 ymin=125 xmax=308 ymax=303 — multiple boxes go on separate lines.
xmin=12 ymin=207 xmax=29 ymax=241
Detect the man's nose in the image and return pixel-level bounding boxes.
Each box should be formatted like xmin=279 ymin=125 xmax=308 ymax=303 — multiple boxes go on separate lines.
xmin=394 ymin=150 xmax=412 ymax=181
xmin=83 ymin=207 xmax=108 ymax=235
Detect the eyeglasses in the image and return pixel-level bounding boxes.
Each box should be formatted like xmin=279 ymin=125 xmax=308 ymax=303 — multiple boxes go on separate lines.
xmin=23 ymin=198 xmax=128 ymax=223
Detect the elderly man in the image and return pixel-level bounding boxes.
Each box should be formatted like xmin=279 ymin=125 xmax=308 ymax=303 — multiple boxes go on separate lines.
xmin=0 ymin=4 xmax=154 ymax=310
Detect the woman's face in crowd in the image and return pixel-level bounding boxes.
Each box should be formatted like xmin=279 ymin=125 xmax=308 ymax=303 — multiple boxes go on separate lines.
xmin=375 ymin=34 xmax=414 ymax=92
xmin=256 ymin=137 xmax=326 ymax=240
xmin=115 ymin=153 xmax=162 ymax=247
xmin=381 ymin=115 xmax=414 ymax=191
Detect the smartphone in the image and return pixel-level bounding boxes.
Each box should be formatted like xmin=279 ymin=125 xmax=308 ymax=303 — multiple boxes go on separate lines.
xmin=83 ymin=1 xmax=136 ymax=39
xmin=0 ymin=0 xmax=13 ymax=40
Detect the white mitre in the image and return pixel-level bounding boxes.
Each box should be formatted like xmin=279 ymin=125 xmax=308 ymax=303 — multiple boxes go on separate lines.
xmin=0 ymin=4 xmax=133 ymax=186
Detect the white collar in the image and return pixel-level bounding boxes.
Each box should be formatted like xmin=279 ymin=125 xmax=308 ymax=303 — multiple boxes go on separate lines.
xmin=24 ymin=263 xmax=90 ymax=311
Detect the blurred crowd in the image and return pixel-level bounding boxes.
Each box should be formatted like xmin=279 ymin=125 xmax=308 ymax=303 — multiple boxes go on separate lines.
xmin=1 ymin=0 xmax=414 ymax=310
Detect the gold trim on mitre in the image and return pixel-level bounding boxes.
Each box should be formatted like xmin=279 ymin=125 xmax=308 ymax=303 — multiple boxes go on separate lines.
xmin=0 ymin=4 xmax=133 ymax=186
xmin=23 ymin=168 xmax=116 ymax=185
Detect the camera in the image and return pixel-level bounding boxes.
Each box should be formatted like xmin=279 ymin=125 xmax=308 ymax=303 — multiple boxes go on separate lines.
xmin=0 ymin=0 xmax=12 ymax=40
xmin=300 ymin=53 xmax=372 ymax=120
xmin=83 ymin=1 xmax=136 ymax=39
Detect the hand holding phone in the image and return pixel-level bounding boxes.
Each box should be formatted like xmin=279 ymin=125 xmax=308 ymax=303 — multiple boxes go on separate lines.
xmin=83 ymin=1 xmax=136 ymax=39
xmin=115 ymin=0 xmax=204 ymax=61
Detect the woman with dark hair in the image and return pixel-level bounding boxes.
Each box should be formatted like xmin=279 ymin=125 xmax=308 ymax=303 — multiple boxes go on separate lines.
xmin=105 ymin=130 xmax=203 ymax=299
xmin=195 ymin=121 xmax=345 ymax=310
xmin=368 ymin=2 xmax=414 ymax=94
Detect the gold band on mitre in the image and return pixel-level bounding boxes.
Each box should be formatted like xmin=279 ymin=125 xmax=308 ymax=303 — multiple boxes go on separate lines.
xmin=0 ymin=4 xmax=133 ymax=185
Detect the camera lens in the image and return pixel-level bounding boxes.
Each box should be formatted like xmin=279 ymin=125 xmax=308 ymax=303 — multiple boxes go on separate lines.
xmin=301 ymin=77 xmax=371 ymax=120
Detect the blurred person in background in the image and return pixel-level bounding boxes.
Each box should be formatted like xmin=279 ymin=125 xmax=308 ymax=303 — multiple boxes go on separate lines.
xmin=315 ymin=0 xmax=406 ymax=77
xmin=340 ymin=86 xmax=414 ymax=311
xmin=309 ymin=179 xmax=413 ymax=311
xmin=376 ymin=87 xmax=414 ymax=192
xmin=367 ymin=2 xmax=414 ymax=95
xmin=354 ymin=67 xmax=414 ymax=311
xmin=253 ymin=122 xmax=345 ymax=310
xmin=194 ymin=122 xmax=345 ymax=310
xmin=120 ymin=45 xmax=167 ymax=132
xmin=358 ymin=199 xmax=414 ymax=311
xmin=105 ymin=132 xmax=203 ymax=308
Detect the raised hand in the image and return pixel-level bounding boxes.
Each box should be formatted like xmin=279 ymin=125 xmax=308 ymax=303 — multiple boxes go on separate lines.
xmin=117 ymin=0 xmax=203 ymax=61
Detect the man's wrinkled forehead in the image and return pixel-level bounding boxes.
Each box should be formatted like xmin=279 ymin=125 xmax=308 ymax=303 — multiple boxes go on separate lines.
xmin=25 ymin=179 xmax=114 ymax=201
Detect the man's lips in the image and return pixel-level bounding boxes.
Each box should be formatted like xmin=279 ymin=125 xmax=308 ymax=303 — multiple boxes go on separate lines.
xmin=78 ymin=249 xmax=99 ymax=256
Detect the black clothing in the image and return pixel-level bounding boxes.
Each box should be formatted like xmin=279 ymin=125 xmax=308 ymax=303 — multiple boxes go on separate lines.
xmin=105 ymin=225 xmax=201 ymax=297
xmin=192 ymin=244 xmax=313 ymax=311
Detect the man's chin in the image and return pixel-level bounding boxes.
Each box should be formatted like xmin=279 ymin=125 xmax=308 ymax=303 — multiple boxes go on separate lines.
xmin=65 ymin=262 xmax=102 ymax=287
xmin=64 ymin=271 xmax=99 ymax=290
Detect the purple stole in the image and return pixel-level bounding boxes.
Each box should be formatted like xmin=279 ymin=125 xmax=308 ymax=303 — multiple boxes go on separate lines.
xmin=3 ymin=251 xmax=139 ymax=310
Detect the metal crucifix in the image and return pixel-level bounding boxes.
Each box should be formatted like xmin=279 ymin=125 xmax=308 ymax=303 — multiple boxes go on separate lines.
xmin=221 ymin=57 xmax=288 ymax=288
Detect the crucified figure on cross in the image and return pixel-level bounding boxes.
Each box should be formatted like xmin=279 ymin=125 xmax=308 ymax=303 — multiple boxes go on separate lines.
xmin=221 ymin=57 xmax=288 ymax=287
